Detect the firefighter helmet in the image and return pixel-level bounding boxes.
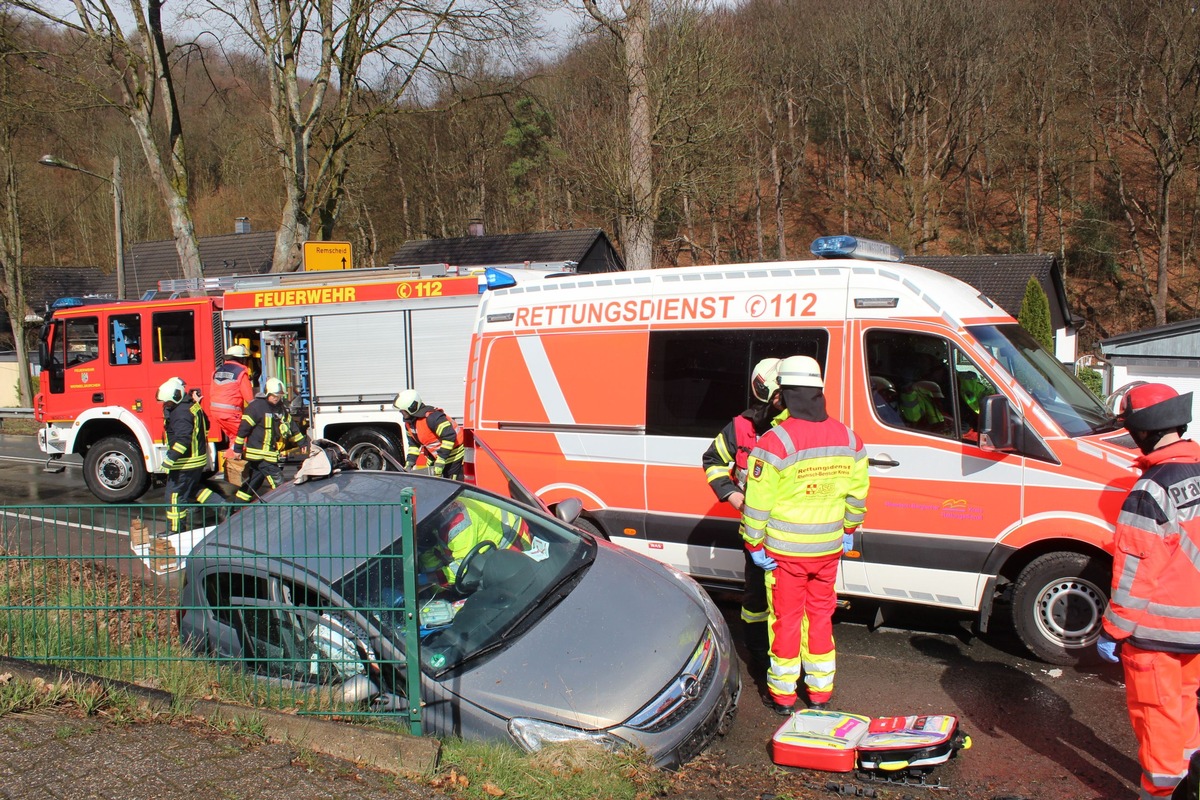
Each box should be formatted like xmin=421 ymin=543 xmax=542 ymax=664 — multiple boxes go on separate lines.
xmin=264 ymin=377 xmax=286 ymax=396
xmin=225 ymin=344 xmax=250 ymax=359
xmin=394 ymin=389 xmax=422 ymax=416
xmin=1117 ymin=383 xmax=1192 ymax=432
xmin=750 ymin=357 xmax=782 ymax=402
xmin=870 ymin=375 xmax=897 ymax=395
xmin=156 ymin=377 xmax=186 ymax=404
xmin=777 ymin=355 xmax=824 ymax=388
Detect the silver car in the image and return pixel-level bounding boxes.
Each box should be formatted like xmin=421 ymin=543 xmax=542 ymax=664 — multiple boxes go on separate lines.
xmin=177 ymin=439 xmax=739 ymax=767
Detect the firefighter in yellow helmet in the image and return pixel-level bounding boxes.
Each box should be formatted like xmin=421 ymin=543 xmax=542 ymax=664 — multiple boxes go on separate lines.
xmin=394 ymin=389 xmax=465 ymax=480
xmin=158 ymin=377 xmax=223 ymax=533
xmin=742 ymin=355 xmax=868 ymax=715
xmin=231 ymin=377 xmax=307 ymax=502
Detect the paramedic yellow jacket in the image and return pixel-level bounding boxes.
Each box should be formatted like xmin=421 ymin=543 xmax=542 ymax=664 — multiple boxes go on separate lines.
xmin=742 ymin=416 xmax=869 ymax=558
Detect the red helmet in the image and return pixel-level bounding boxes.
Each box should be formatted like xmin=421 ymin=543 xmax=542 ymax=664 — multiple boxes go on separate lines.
xmin=1117 ymin=383 xmax=1192 ymax=432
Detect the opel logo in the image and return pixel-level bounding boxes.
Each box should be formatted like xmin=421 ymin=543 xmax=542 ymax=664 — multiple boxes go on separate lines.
xmin=680 ymin=674 xmax=700 ymax=700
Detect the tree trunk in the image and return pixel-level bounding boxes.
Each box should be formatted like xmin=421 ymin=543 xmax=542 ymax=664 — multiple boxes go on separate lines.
xmin=624 ymin=0 xmax=654 ymax=270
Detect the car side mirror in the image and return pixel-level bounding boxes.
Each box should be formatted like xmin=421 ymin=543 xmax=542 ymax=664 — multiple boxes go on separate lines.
xmin=979 ymin=394 xmax=1019 ymax=453
xmin=555 ymin=497 xmax=583 ymax=525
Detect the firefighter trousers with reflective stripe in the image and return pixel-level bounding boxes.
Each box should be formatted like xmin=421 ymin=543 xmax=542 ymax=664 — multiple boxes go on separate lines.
xmin=1122 ymin=644 xmax=1200 ymax=798
xmin=765 ymin=552 xmax=839 ymax=707
xmin=164 ymin=467 xmax=221 ymax=533
xmin=235 ymin=459 xmax=283 ymax=503
xmin=741 ymin=549 xmax=769 ymax=662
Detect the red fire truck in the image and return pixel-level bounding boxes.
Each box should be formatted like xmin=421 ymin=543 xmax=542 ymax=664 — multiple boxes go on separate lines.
xmin=35 ymin=262 xmax=565 ymax=502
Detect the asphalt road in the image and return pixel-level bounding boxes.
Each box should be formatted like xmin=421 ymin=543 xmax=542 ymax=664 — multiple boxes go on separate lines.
xmin=0 ymin=432 xmax=1140 ymax=799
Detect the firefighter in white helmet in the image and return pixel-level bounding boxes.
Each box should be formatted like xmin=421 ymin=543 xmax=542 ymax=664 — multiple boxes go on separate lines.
xmin=393 ymin=389 xmax=465 ymax=480
xmin=158 ymin=377 xmax=223 ymax=533
xmin=742 ymin=355 xmax=869 ymax=715
xmin=211 ymin=344 xmax=255 ymax=459
xmin=701 ymin=357 xmax=788 ymax=668
xmin=231 ymin=377 xmax=307 ymax=502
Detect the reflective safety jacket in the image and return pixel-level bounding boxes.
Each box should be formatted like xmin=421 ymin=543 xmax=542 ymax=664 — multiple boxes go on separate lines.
xmin=162 ymin=400 xmax=209 ymax=471
xmin=1103 ymin=439 xmax=1200 ymax=652
xmin=703 ymin=407 xmax=789 ymax=500
xmin=404 ymin=405 xmax=464 ymax=475
xmin=899 ymin=384 xmax=944 ymax=426
xmin=211 ymin=360 xmax=253 ymax=417
xmin=742 ymin=416 xmax=869 ymax=559
xmin=421 ymin=497 xmax=532 ymax=585
xmin=233 ymin=397 xmax=306 ymax=463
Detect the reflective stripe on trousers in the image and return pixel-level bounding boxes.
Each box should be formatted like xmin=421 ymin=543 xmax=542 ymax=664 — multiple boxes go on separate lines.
xmin=764 ymin=552 xmax=840 ymax=706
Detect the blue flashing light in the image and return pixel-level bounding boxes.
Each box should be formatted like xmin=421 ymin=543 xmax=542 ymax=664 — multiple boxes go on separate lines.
xmin=51 ymin=297 xmax=85 ymax=309
xmin=810 ymin=235 xmax=904 ymax=263
xmin=484 ymin=267 xmax=517 ymax=291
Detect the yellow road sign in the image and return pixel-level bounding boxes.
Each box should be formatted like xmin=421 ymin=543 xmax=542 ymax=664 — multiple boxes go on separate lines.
xmin=303 ymin=240 xmax=353 ymax=271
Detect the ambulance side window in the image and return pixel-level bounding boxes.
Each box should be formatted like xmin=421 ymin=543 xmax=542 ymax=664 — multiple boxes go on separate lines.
xmin=152 ymin=310 xmax=196 ymax=363
xmin=646 ymin=329 xmax=828 ymax=437
xmin=864 ymin=331 xmax=955 ymax=439
xmin=64 ymin=317 xmax=100 ymax=368
xmin=108 ymin=314 xmax=142 ymax=366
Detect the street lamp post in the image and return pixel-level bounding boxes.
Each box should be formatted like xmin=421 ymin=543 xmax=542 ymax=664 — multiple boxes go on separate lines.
xmin=38 ymin=154 xmax=126 ymax=300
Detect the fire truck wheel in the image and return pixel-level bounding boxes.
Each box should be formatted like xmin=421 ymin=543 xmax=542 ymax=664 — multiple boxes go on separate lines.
xmin=1011 ymin=551 xmax=1109 ymax=666
xmin=339 ymin=428 xmax=403 ymax=472
xmin=83 ymin=435 xmax=151 ymax=503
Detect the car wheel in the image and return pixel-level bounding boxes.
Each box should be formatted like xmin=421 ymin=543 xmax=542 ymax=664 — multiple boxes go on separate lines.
xmin=83 ymin=435 xmax=151 ymax=503
xmin=1012 ymin=551 xmax=1110 ymax=665
xmin=339 ymin=427 xmax=403 ymax=471
xmin=573 ymin=518 xmax=609 ymax=541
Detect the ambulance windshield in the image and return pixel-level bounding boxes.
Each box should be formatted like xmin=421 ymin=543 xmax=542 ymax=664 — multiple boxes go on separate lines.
xmin=968 ymin=324 xmax=1120 ymax=437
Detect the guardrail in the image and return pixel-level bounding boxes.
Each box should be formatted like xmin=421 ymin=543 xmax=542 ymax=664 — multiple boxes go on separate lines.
xmin=0 ymin=407 xmax=34 ymax=419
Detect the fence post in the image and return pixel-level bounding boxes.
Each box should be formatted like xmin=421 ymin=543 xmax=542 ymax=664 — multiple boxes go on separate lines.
xmin=399 ymin=488 xmax=422 ymax=736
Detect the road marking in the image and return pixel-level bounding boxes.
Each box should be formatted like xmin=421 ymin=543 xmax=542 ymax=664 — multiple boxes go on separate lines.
xmin=0 ymin=454 xmax=81 ymax=469
xmin=0 ymin=508 xmax=125 ymax=535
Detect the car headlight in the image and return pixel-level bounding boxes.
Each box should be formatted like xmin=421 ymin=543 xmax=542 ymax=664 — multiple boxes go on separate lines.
xmin=508 ymin=718 xmax=629 ymax=754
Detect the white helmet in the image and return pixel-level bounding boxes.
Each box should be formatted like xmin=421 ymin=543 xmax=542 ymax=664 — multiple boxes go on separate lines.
xmin=778 ymin=355 xmax=824 ymax=388
xmin=264 ymin=377 xmax=286 ymax=396
xmin=750 ymin=357 xmax=782 ymax=402
xmin=394 ymin=389 xmax=421 ymax=415
xmin=157 ymin=377 xmax=186 ymax=404
xmin=225 ymin=344 xmax=250 ymax=359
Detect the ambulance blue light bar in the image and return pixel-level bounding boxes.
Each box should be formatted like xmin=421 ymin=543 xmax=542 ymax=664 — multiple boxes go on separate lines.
xmin=484 ymin=267 xmax=517 ymax=291
xmin=810 ymin=235 xmax=904 ymax=263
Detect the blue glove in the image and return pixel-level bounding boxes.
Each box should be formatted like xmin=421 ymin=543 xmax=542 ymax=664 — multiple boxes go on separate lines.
xmin=749 ymin=548 xmax=777 ymax=571
xmin=842 ymin=532 xmax=855 ymax=552
xmin=1096 ymin=631 xmax=1121 ymax=663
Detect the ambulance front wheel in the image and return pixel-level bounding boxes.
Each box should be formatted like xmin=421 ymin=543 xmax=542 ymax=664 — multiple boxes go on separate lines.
xmin=83 ymin=435 xmax=151 ymax=503
xmin=1011 ymin=551 xmax=1109 ymax=665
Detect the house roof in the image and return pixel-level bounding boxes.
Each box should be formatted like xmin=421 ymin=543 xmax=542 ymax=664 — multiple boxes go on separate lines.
xmin=388 ymin=228 xmax=625 ymax=272
xmin=1099 ymin=317 xmax=1200 ymax=363
xmin=23 ymin=266 xmax=114 ymax=311
xmin=123 ymin=230 xmax=276 ymax=299
xmin=905 ymin=254 xmax=1073 ymax=330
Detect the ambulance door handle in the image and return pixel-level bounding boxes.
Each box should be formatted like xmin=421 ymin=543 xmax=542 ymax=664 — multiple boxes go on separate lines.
xmin=92 ymin=392 xmax=104 ymax=403
xmin=869 ymin=457 xmax=899 ymax=468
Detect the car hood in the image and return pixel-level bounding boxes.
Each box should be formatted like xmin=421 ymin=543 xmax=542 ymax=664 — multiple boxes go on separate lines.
xmin=434 ymin=542 xmax=708 ymax=729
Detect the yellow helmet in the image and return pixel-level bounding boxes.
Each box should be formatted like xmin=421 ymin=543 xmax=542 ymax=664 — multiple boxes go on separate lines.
xmin=265 ymin=377 xmax=286 ymax=396
xmin=156 ymin=377 xmax=186 ymax=404
xmin=393 ymin=389 xmax=421 ymax=415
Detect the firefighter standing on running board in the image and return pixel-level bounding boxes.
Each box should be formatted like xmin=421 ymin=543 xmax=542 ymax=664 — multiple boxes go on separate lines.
xmin=158 ymin=377 xmax=222 ymax=533
xmin=232 ymin=377 xmax=307 ymax=502
xmin=211 ymin=344 xmax=254 ymax=459
xmin=394 ymin=389 xmax=465 ymax=480
xmin=1098 ymin=383 xmax=1200 ymax=800
xmin=702 ymin=357 xmax=787 ymax=668
xmin=743 ymin=355 xmax=868 ymax=715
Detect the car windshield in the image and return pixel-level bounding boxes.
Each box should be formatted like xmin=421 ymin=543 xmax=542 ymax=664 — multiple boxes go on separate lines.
xmin=332 ymin=483 xmax=596 ymax=674
xmin=967 ymin=323 xmax=1119 ymax=437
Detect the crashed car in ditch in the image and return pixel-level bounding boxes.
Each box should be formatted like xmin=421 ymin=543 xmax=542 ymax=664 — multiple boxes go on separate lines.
xmin=177 ymin=438 xmax=739 ymax=767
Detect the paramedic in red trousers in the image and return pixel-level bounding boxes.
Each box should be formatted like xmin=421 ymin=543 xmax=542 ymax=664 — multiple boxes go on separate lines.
xmin=394 ymin=389 xmax=465 ymax=480
xmin=743 ymin=355 xmax=868 ymax=715
xmin=158 ymin=377 xmax=222 ymax=533
xmin=702 ymin=357 xmax=786 ymax=668
xmin=1097 ymin=383 xmax=1200 ymax=800
xmin=211 ymin=344 xmax=254 ymax=458
xmin=231 ymin=377 xmax=308 ymax=502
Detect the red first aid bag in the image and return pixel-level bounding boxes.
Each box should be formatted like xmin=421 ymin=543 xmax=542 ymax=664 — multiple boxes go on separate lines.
xmin=771 ymin=711 xmax=971 ymax=774
xmin=770 ymin=710 xmax=871 ymax=772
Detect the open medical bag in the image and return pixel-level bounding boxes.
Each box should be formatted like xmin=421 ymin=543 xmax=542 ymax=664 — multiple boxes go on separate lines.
xmin=771 ymin=710 xmax=970 ymax=774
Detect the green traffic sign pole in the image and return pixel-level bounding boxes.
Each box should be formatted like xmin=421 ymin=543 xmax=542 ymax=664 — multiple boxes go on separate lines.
xmin=399 ymin=487 xmax=422 ymax=736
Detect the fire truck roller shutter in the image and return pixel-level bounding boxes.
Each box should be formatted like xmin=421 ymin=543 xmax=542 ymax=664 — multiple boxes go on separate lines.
xmin=409 ymin=305 xmax=478 ymax=420
xmin=309 ymin=313 xmax=409 ymax=404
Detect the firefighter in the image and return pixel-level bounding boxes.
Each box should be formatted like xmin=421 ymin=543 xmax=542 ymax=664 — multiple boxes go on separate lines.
xmin=702 ymin=357 xmax=787 ymax=668
xmin=211 ymin=344 xmax=255 ymax=458
xmin=743 ymin=355 xmax=869 ymax=715
xmin=393 ymin=389 xmax=465 ymax=480
xmin=231 ymin=377 xmax=307 ymax=502
xmin=419 ymin=496 xmax=533 ymax=587
xmin=1098 ymin=383 xmax=1200 ymax=800
xmin=158 ymin=377 xmax=222 ymax=533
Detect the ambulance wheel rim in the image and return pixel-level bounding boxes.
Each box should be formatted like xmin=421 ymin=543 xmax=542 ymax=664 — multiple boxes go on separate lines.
xmin=1033 ymin=576 xmax=1104 ymax=646
xmin=96 ymin=451 xmax=134 ymax=489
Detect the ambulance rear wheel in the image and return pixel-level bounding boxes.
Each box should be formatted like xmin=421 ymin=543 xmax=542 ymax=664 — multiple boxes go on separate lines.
xmin=1012 ymin=551 xmax=1109 ymax=665
xmin=339 ymin=427 xmax=403 ymax=471
xmin=83 ymin=435 xmax=151 ymax=503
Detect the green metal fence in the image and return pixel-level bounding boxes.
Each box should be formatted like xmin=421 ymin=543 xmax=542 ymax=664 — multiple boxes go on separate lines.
xmin=0 ymin=493 xmax=423 ymax=735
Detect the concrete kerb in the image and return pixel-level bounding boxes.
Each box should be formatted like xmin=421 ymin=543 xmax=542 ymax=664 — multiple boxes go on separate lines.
xmin=0 ymin=656 xmax=442 ymax=776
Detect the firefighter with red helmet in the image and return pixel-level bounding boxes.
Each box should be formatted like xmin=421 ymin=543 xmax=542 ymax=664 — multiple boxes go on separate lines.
xmin=1099 ymin=382 xmax=1200 ymax=800
xmin=158 ymin=377 xmax=222 ymax=533
xmin=231 ymin=377 xmax=307 ymax=502
xmin=211 ymin=345 xmax=254 ymax=458
xmin=702 ymin=356 xmax=788 ymax=667
xmin=393 ymin=389 xmax=465 ymax=480
xmin=742 ymin=355 xmax=869 ymax=715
